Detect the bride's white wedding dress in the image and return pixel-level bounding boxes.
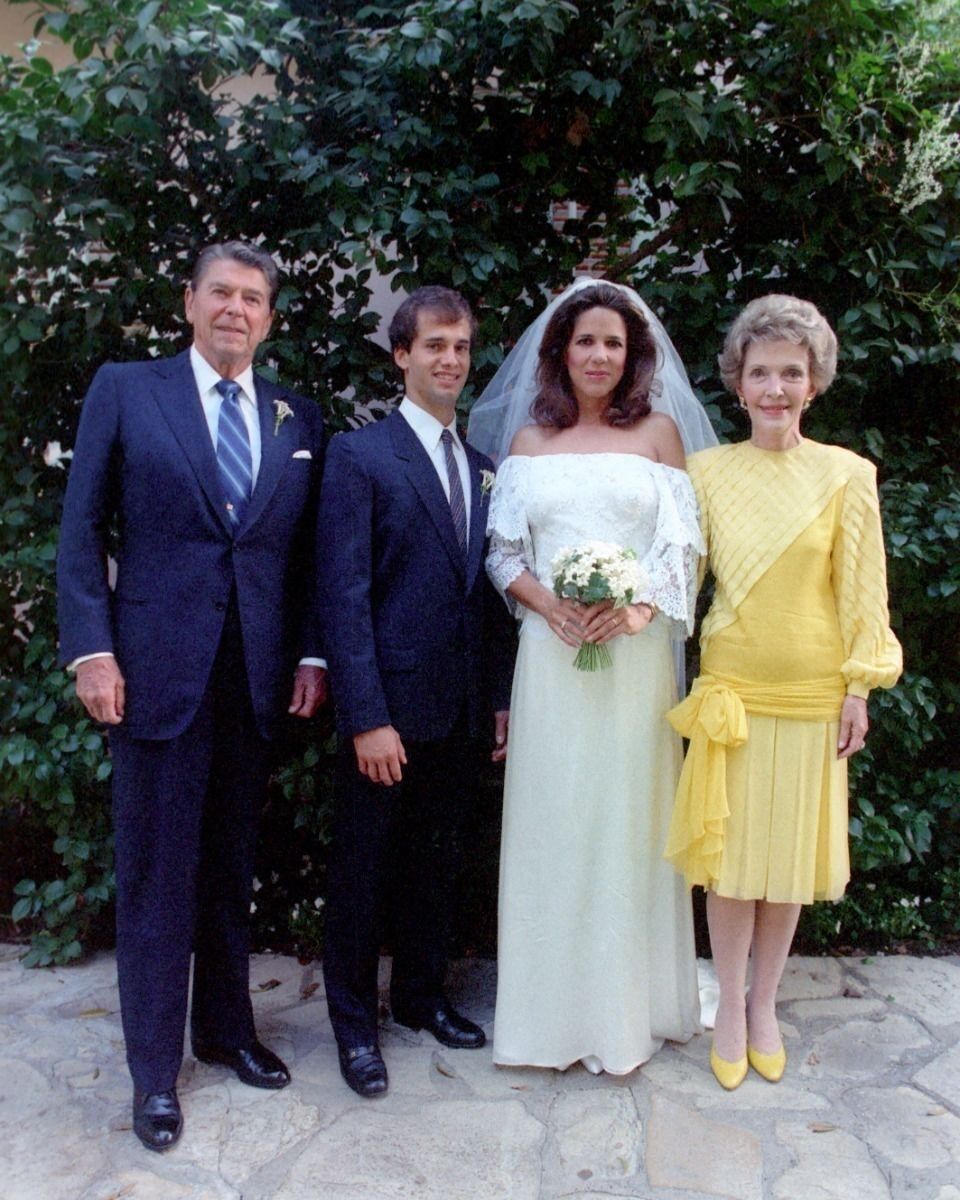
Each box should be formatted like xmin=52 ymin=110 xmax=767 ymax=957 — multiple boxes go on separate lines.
xmin=487 ymin=452 xmax=703 ymax=1073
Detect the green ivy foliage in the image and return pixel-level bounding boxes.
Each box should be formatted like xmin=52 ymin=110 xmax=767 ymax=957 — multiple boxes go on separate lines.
xmin=1 ymin=0 xmax=958 ymax=961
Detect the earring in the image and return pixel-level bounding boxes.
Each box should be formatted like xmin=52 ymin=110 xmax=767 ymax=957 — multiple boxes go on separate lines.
xmin=802 ymin=394 xmax=814 ymax=412
xmin=737 ymin=393 xmax=747 ymax=411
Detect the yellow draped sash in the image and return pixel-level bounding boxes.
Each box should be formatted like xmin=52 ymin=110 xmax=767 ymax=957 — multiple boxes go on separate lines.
xmin=664 ymin=672 xmax=846 ymax=889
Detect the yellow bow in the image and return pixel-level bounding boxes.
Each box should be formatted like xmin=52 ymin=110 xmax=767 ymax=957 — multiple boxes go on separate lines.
xmin=664 ymin=679 xmax=748 ymax=889
xmin=667 ymin=680 xmax=748 ymax=748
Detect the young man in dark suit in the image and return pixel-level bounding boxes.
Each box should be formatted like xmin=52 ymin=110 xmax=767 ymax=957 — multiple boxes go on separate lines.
xmin=57 ymin=242 xmax=326 ymax=1150
xmin=317 ymin=286 xmax=513 ymax=1097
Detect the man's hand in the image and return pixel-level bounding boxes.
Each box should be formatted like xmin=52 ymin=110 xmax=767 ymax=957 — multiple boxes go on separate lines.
xmin=354 ymin=725 xmax=407 ymax=785
xmin=491 ymin=709 xmax=509 ymax=763
xmin=288 ymin=664 xmax=327 ymax=717
xmin=75 ymin=656 xmax=125 ymax=725
xmin=837 ymin=694 xmax=868 ymax=760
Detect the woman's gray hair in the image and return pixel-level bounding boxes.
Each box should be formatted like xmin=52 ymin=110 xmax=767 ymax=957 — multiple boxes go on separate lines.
xmin=718 ymin=294 xmax=838 ymax=395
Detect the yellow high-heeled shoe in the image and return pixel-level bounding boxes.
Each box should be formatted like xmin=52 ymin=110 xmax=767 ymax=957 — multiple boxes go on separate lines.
xmin=747 ymin=1042 xmax=786 ymax=1082
xmin=710 ymin=1043 xmax=748 ymax=1090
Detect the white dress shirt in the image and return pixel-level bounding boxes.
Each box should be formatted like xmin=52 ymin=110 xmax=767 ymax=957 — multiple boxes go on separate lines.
xmin=398 ymin=396 xmax=471 ymax=533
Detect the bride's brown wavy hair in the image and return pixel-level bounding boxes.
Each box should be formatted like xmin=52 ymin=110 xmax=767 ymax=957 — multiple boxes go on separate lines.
xmin=531 ymin=284 xmax=658 ymax=429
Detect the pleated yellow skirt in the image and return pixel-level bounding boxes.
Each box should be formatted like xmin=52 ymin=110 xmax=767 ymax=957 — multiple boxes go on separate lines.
xmin=709 ymin=712 xmax=849 ymax=902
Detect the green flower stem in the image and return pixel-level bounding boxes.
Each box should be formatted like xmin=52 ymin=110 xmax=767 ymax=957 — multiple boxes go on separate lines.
xmin=573 ymin=641 xmax=613 ymax=671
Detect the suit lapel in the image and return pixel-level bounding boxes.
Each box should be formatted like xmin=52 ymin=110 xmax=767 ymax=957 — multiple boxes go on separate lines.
xmin=464 ymin=443 xmax=486 ymax=591
xmin=151 ymin=351 xmax=233 ymax=534
xmin=388 ymin=410 xmax=465 ymax=578
xmin=241 ymin=376 xmax=293 ymax=532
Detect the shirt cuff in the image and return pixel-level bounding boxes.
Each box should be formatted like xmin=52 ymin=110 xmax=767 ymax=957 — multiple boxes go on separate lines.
xmin=67 ymin=652 xmax=115 ymax=672
xmin=845 ymin=681 xmax=871 ymax=700
xmin=298 ymin=657 xmax=327 ymax=670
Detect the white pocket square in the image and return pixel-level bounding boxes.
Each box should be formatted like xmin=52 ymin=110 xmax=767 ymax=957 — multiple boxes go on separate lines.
xmin=292 ymin=450 xmax=312 ymax=460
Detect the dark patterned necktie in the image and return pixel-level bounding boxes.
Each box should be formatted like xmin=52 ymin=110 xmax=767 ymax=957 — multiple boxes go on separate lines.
xmin=441 ymin=428 xmax=468 ymax=555
xmin=215 ymin=379 xmax=252 ymax=527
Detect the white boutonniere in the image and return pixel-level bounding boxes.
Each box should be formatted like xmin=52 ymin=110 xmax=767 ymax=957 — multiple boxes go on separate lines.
xmin=273 ymin=398 xmax=294 ymax=435
xmin=480 ymin=468 xmax=496 ymax=499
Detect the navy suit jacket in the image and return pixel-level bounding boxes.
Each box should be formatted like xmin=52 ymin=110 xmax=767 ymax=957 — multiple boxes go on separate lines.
xmin=57 ymin=350 xmax=325 ymax=741
xmin=317 ymin=408 xmax=513 ymax=744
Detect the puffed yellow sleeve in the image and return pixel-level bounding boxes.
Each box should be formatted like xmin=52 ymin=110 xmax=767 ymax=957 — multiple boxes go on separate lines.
xmin=832 ymin=458 xmax=903 ymax=698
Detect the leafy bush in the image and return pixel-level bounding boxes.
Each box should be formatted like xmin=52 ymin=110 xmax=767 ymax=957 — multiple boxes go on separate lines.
xmin=1 ymin=442 xmax=115 ymax=963
xmin=798 ymin=876 xmax=949 ymax=953
xmin=250 ymin=723 xmax=337 ymax=962
xmin=849 ymin=436 xmax=960 ymax=883
xmin=1 ymin=0 xmax=958 ymax=961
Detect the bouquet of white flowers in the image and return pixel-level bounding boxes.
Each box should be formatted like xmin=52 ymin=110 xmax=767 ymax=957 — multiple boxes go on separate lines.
xmin=551 ymin=541 xmax=646 ymax=671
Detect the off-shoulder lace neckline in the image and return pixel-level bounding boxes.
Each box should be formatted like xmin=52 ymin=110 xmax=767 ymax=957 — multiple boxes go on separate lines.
xmin=504 ymin=452 xmax=687 ymax=475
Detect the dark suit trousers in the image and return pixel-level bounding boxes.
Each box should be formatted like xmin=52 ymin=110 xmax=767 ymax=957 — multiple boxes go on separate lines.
xmin=322 ymin=715 xmax=479 ymax=1049
xmin=109 ymin=601 xmax=270 ymax=1093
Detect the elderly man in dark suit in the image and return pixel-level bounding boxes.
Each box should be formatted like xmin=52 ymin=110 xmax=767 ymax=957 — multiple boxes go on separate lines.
xmin=57 ymin=241 xmax=326 ymax=1150
xmin=317 ymin=286 xmax=514 ymax=1098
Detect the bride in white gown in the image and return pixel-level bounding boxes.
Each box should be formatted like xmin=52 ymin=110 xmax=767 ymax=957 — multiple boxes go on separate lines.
xmin=468 ymin=280 xmax=716 ymax=1073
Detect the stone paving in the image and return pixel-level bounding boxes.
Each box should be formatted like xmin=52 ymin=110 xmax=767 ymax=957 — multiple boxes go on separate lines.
xmin=1 ymin=942 xmax=958 ymax=1199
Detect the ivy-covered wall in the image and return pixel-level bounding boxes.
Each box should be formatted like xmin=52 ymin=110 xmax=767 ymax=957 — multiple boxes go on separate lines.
xmin=1 ymin=0 xmax=957 ymax=963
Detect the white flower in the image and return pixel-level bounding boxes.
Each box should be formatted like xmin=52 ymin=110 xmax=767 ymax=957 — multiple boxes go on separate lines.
xmin=273 ymin=398 xmax=294 ymax=435
xmin=43 ymin=441 xmax=73 ymax=469
xmin=894 ymin=99 xmax=960 ymax=215
xmin=480 ymin=468 xmax=496 ymax=497
xmin=551 ymin=542 xmax=644 ymax=606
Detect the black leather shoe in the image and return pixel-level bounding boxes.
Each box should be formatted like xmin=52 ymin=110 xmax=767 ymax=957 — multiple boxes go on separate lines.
xmin=393 ymin=1001 xmax=486 ymax=1049
xmin=132 ymin=1088 xmax=183 ymax=1152
xmin=193 ymin=1038 xmax=291 ymax=1089
xmin=338 ymin=1043 xmax=388 ymax=1097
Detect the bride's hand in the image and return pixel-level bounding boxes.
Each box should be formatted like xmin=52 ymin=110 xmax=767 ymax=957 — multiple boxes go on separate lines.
xmin=545 ymin=596 xmax=587 ymax=647
xmin=581 ymin=600 xmax=654 ymax=643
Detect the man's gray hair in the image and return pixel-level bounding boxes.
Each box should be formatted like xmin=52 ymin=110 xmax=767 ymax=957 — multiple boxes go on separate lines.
xmin=191 ymin=241 xmax=280 ymax=310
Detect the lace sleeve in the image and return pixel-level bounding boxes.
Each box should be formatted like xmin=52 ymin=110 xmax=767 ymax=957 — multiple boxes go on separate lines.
xmin=637 ymin=467 xmax=705 ymax=638
xmin=486 ymin=535 xmax=529 ymax=618
xmin=484 ymin=456 xmax=533 ymax=619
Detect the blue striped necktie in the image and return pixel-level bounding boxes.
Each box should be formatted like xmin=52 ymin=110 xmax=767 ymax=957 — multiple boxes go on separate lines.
xmin=441 ymin=428 xmax=468 ymax=556
xmin=215 ymin=379 xmax=252 ymax=527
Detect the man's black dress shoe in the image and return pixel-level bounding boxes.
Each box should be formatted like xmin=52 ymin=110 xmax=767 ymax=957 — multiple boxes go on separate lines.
xmin=192 ymin=1038 xmax=291 ymax=1089
xmin=393 ymin=1001 xmax=486 ymax=1049
xmin=338 ymin=1043 xmax=388 ymax=1097
xmin=133 ymin=1088 xmax=183 ymax=1152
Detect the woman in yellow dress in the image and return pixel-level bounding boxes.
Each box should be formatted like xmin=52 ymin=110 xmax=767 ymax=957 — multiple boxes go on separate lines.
xmin=665 ymin=294 xmax=902 ymax=1089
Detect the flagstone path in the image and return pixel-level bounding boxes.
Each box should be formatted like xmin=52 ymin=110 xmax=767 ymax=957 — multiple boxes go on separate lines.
xmin=1 ymin=944 xmax=957 ymax=1198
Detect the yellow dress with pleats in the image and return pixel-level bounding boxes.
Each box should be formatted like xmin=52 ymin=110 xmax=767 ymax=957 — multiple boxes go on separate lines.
xmin=665 ymin=439 xmax=902 ymax=903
